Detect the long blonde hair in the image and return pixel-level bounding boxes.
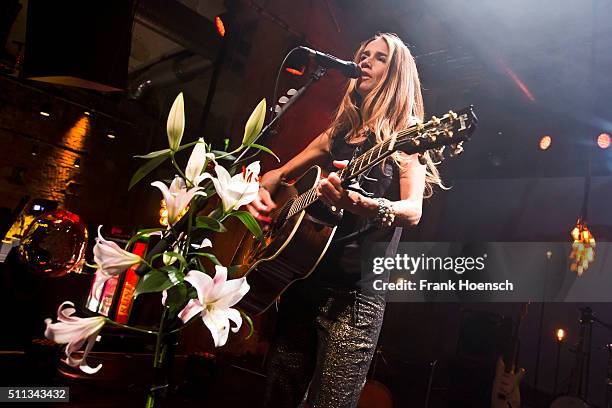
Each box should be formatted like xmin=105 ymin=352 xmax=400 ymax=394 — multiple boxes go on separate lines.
xmin=328 ymin=32 xmax=444 ymax=197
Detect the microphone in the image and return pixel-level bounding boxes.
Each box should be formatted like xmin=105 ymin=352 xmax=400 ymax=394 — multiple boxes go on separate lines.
xmin=299 ymin=46 xmax=361 ymax=78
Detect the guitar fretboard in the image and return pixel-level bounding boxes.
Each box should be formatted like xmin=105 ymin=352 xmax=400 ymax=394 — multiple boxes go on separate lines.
xmin=286 ymin=126 xmax=417 ymax=218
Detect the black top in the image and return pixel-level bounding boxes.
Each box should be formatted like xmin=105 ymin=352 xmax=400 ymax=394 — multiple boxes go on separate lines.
xmin=310 ymin=131 xmax=403 ymax=289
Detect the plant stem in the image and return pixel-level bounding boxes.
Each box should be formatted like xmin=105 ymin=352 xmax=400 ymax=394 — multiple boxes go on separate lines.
xmin=170 ymin=153 xmax=188 ymax=182
xmin=154 ymin=306 xmax=169 ymax=367
xmin=145 ymin=306 xmax=170 ymax=408
xmin=105 ymin=319 xmax=158 ymax=336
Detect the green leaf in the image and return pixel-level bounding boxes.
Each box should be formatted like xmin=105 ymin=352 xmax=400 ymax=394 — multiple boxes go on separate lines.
xmin=163 ymin=284 xmax=188 ymax=316
xmin=229 ymin=210 xmax=263 ymax=240
xmin=175 ymin=141 xmax=198 ymax=152
xmin=134 ymin=148 xmax=172 ymax=159
xmin=250 ymin=143 xmax=280 ymax=162
xmin=242 ymin=99 xmax=266 ymax=146
xmin=189 ymin=252 xmax=222 ymax=265
xmin=195 ymin=216 xmax=227 ymax=232
xmin=135 ymin=269 xmax=174 ymax=297
xmin=160 ymin=265 xmax=185 ymax=283
xmin=128 ymin=155 xmax=168 ymax=190
xmin=126 ymin=227 xmax=165 ymax=248
xmin=211 ymin=150 xmax=236 ymax=161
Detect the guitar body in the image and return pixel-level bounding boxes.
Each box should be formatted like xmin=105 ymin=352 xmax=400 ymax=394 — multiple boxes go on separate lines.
xmin=550 ymin=396 xmax=591 ymax=408
xmin=358 ymin=380 xmax=394 ymax=408
xmin=216 ymin=166 xmax=340 ymax=315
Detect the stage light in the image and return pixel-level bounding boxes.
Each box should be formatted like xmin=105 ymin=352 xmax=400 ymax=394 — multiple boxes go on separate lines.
xmin=31 ymin=145 xmax=39 ymax=156
xmin=39 ymin=111 xmax=50 ymax=117
xmin=106 ymin=130 xmax=116 ymax=139
xmin=597 ymin=133 xmax=610 ymax=149
xmin=215 ymin=16 xmax=225 ymax=37
xmin=556 ymin=328 xmax=565 ymax=342
xmin=73 ymin=158 xmax=81 ymax=168
xmin=539 ymin=135 xmax=552 ymax=150
xmin=286 ymin=67 xmax=305 ymax=76
xmin=84 ymin=111 xmax=91 ymax=116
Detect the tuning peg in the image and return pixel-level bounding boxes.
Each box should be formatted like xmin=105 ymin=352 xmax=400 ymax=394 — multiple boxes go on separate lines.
xmin=444 ymin=129 xmax=454 ymax=138
xmin=418 ymin=154 xmax=428 ymax=165
xmin=447 ymin=110 xmax=458 ymax=120
xmin=431 ymin=116 xmax=440 ymax=126
xmin=450 ymin=142 xmax=464 ymax=157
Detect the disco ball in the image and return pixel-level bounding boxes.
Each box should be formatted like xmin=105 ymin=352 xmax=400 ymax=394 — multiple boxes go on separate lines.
xmin=18 ymin=209 xmax=88 ymax=277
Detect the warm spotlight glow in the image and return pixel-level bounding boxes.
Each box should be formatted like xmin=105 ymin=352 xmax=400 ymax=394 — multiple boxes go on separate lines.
xmin=539 ymin=135 xmax=552 ymax=150
xmin=159 ymin=199 xmax=188 ymax=226
xmin=597 ymin=133 xmax=611 ymax=149
xmin=215 ymin=16 xmax=225 ymax=37
xmin=285 ymin=67 xmax=305 ymax=76
xmin=39 ymin=111 xmax=50 ymax=117
xmin=556 ymin=328 xmax=565 ymax=342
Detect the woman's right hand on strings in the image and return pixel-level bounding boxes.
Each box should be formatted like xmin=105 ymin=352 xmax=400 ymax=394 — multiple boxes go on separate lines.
xmin=246 ymin=186 xmax=277 ymax=228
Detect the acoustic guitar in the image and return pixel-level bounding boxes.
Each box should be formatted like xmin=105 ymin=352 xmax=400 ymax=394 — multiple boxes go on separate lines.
xmin=216 ymin=107 xmax=478 ymax=315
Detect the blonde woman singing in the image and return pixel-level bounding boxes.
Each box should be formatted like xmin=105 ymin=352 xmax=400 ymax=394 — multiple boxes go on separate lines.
xmin=247 ymin=33 xmax=443 ymax=408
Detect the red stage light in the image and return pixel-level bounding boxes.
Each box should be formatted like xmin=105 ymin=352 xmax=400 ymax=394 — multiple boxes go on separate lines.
xmin=285 ymin=67 xmax=305 ymax=76
xmin=539 ymin=135 xmax=552 ymax=150
xmin=215 ymin=16 xmax=225 ymax=37
xmin=597 ymin=133 xmax=611 ymax=149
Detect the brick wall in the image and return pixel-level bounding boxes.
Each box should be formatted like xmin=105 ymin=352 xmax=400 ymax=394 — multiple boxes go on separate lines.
xmin=0 ymin=76 xmax=161 ymax=230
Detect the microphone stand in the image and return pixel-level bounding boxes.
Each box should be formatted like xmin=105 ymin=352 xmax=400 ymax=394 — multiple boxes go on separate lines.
xmin=234 ymin=65 xmax=327 ymax=163
xmin=135 ymin=65 xmax=328 ymax=276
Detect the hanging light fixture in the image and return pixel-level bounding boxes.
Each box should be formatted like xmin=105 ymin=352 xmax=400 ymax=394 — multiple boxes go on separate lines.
xmin=569 ymin=218 xmax=595 ymax=276
xmin=569 ymin=145 xmax=596 ymax=276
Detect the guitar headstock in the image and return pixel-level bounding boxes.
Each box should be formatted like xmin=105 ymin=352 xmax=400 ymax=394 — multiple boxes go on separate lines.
xmin=395 ymin=105 xmax=478 ymax=162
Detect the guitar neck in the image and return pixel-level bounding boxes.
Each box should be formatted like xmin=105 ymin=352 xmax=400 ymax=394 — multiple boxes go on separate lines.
xmin=285 ymin=106 xmax=477 ymax=218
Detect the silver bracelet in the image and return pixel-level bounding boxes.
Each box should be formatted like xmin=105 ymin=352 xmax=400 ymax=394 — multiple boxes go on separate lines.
xmin=374 ymin=197 xmax=395 ymax=228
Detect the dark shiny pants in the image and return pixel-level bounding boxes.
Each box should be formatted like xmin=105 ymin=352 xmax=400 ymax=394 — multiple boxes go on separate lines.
xmin=263 ymin=281 xmax=386 ymax=408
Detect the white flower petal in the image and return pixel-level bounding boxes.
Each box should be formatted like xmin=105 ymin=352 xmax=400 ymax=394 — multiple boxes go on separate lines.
xmin=226 ymin=308 xmax=243 ymax=333
xmin=184 ymin=270 xmax=213 ymax=304
xmin=202 ymin=308 xmax=230 ymax=347
xmin=177 ymin=299 xmax=204 ymax=323
xmin=44 ymin=303 xmax=105 ymax=374
xmin=185 ymin=139 xmax=208 ymax=185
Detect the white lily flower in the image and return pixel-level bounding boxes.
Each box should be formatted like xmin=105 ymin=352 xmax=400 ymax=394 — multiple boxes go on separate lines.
xmin=151 ymin=176 xmax=206 ymax=226
xmin=167 ymin=92 xmax=185 ymax=151
xmin=177 ymin=266 xmax=249 ymax=347
xmin=92 ymin=226 xmax=143 ymax=299
xmin=44 ymin=301 xmax=106 ymax=374
xmin=202 ymin=161 xmax=261 ymax=212
xmin=191 ymin=238 xmax=212 ymax=250
xmin=185 ymin=138 xmax=215 ymax=187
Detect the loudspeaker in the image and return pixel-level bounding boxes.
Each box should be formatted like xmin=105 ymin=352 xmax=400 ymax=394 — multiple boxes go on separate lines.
xmin=24 ymin=0 xmax=135 ymax=92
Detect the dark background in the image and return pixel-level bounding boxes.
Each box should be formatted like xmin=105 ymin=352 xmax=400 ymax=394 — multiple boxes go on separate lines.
xmin=0 ymin=0 xmax=611 ymax=406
